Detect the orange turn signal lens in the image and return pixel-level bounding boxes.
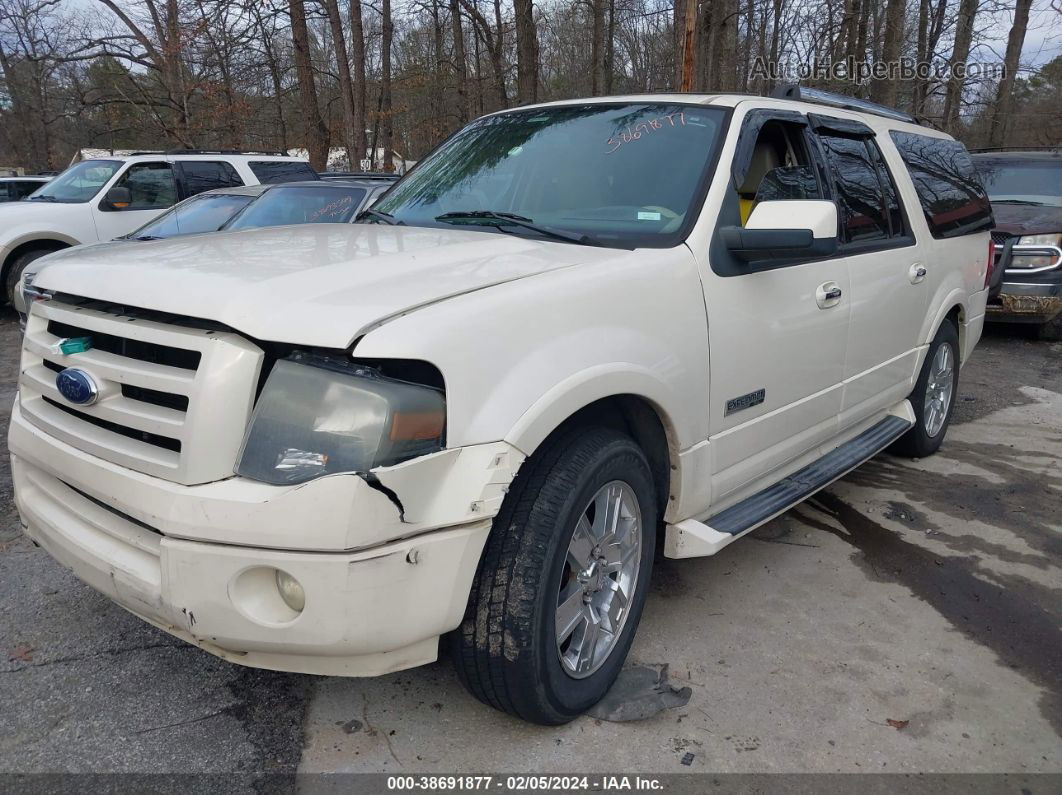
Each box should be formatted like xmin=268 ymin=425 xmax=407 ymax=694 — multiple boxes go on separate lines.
xmin=390 ymin=410 xmax=445 ymax=441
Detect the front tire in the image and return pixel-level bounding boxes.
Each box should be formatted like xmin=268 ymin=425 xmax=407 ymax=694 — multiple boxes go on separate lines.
xmin=451 ymin=426 xmax=657 ymax=724
xmin=890 ymin=320 xmax=960 ymax=458
xmin=5 ymin=248 xmax=55 ymax=305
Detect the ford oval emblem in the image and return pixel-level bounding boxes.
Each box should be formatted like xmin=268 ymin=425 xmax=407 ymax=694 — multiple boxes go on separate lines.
xmin=56 ymin=368 xmax=99 ymax=406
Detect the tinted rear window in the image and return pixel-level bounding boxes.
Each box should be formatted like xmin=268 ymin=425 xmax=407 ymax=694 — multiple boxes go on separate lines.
xmin=889 ymin=132 xmax=993 ymax=239
xmin=249 ymin=161 xmax=319 ymax=184
xmin=179 ymin=161 xmax=243 ymax=196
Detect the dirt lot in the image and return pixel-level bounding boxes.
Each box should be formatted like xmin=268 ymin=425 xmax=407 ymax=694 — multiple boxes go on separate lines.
xmin=1 ymin=309 xmax=1059 ymax=780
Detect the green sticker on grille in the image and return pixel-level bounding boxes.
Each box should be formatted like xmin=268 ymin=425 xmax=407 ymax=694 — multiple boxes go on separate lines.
xmin=57 ymin=337 xmax=93 ymax=355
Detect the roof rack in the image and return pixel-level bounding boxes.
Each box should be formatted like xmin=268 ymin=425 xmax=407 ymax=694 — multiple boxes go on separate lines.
xmin=162 ymin=149 xmax=291 ymax=156
xmin=967 ymin=145 xmax=1062 ymax=154
xmin=770 ymin=84 xmax=920 ymax=125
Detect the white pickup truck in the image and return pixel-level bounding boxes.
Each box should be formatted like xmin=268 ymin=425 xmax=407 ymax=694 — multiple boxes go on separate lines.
xmin=10 ymin=90 xmax=993 ymax=724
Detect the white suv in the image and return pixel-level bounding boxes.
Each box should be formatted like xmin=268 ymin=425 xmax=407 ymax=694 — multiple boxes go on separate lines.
xmin=0 ymin=151 xmax=317 ymax=302
xmin=10 ymin=91 xmax=993 ymax=724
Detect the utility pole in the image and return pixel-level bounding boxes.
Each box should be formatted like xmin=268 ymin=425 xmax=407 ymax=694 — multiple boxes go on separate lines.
xmin=681 ymin=0 xmax=698 ymax=91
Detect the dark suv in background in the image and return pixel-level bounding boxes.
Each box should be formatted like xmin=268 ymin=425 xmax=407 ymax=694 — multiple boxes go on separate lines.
xmin=971 ymin=149 xmax=1062 ymax=340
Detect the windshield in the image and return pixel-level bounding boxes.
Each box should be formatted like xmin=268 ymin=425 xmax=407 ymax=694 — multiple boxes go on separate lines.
xmin=128 ymin=193 xmax=255 ymax=240
xmin=973 ymin=160 xmax=1062 ymax=207
xmin=371 ymin=103 xmax=727 ymax=247
xmin=224 ymin=185 xmax=367 ymax=230
xmin=29 ymin=160 xmax=122 ymax=203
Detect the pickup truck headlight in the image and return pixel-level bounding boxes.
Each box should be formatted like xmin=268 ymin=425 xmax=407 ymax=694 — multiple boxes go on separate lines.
xmin=1011 ymin=233 xmax=1062 ymax=271
xmin=236 ymin=351 xmax=445 ymax=485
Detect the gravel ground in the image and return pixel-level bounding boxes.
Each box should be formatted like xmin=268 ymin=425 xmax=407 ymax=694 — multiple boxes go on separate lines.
xmin=0 ymin=310 xmax=1058 ymax=780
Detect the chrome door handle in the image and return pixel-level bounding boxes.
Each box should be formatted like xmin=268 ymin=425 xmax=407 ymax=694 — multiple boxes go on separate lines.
xmin=909 ymin=263 xmax=927 ymax=284
xmin=816 ymin=281 xmax=843 ymax=309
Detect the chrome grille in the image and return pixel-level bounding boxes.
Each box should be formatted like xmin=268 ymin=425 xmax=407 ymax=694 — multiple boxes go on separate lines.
xmin=19 ymin=297 xmax=264 ymax=485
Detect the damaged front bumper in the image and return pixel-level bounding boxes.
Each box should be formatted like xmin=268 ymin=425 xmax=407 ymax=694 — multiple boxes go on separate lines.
xmin=9 ymin=402 xmax=524 ymax=676
xmin=986 ymin=282 xmax=1062 ymax=325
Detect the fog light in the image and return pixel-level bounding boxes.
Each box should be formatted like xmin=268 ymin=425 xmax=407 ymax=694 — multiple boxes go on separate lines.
xmin=275 ymin=570 xmax=305 ymax=613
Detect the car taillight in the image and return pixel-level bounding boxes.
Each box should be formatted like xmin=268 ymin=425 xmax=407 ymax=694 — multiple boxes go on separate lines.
xmin=984 ymin=238 xmax=994 ymax=288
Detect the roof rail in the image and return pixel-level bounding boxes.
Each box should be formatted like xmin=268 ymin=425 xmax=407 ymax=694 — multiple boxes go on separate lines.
xmin=162 ymin=149 xmax=291 ymax=157
xmin=770 ymin=84 xmax=920 ymax=125
xmin=128 ymin=151 xmax=165 ymax=156
xmin=967 ymin=145 xmax=1062 ymax=154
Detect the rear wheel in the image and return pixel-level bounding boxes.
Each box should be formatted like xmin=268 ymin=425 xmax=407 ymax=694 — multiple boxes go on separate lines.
xmin=451 ymin=426 xmax=657 ymax=724
xmin=890 ymin=320 xmax=960 ymax=458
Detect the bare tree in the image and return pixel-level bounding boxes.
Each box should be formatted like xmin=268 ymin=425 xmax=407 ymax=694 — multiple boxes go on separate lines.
xmin=941 ymin=0 xmax=978 ymax=133
xmin=323 ymin=0 xmax=358 ymax=167
xmin=382 ymin=0 xmax=394 ymax=170
xmin=514 ymin=0 xmax=537 ymax=103
xmin=987 ymin=0 xmax=1033 ymax=147
xmin=871 ymin=0 xmax=904 ymax=106
xmin=288 ymin=0 xmax=329 ymax=168
xmin=349 ymin=0 xmax=367 ymax=161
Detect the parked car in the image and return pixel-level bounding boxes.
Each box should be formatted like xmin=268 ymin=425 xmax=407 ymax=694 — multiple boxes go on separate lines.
xmin=13 ymin=180 xmax=394 ymax=321
xmin=222 ymin=179 xmax=392 ymax=231
xmin=121 ymin=178 xmax=393 ymax=242
xmin=0 ymin=175 xmax=51 ymax=202
xmin=121 ymin=184 xmax=270 ymax=241
xmin=970 ymin=149 xmax=1062 ymax=340
xmin=0 ymin=150 xmax=318 ymax=303
xmin=11 ymin=90 xmax=991 ymax=724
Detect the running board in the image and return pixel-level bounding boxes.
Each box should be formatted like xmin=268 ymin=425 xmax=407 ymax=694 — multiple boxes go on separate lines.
xmin=664 ymin=409 xmax=913 ymax=559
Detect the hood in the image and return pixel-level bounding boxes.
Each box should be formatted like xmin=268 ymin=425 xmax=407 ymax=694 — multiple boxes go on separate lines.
xmin=0 ymin=199 xmax=72 ymax=223
xmin=34 ymin=223 xmax=627 ymax=348
xmin=990 ymin=203 xmax=1062 ymax=237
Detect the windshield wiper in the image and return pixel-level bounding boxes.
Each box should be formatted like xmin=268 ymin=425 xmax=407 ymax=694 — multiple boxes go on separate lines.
xmin=132 ymin=235 xmax=163 ymax=241
xmin=356 ymin=208 xmax=402 ymax=225
xmin=434 ymin=210 xmax=606 ymax=247
xmin=991 ymin=199 xmax=1046 ymax=206
xmin=28 ymin=195 xmax=57 ymax=202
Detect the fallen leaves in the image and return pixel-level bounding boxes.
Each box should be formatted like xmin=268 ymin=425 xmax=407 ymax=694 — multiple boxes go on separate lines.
xmin=886 ymin=718 xmax=909 ymax=730
xmin=9 ymin=644 xmax=34 ymax=662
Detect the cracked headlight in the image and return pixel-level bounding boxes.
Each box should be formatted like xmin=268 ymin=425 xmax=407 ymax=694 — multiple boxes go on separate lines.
xmin=236 ymin=351 xmax=445 ymax=485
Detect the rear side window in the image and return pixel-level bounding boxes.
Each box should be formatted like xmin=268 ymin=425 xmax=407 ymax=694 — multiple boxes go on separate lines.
xmin=178 ymin=161 xmax=243 ymax=197
xmin=889 ymin=132 xmax=992 ymax=239
xmin=817 ymin=133 xmax=904 ymax=243
xmin=249 ymin=161 xmax=319 ymax=184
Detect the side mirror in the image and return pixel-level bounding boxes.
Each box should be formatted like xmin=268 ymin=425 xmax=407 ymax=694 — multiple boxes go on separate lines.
xmin=104 ymin=186 xmax=132 ymax=209
xmin=721 ymin=199 xmax=838 ymax=268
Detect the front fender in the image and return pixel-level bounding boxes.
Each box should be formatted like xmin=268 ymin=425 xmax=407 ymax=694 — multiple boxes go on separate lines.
xmin=504 ymin=362 xmax=678 ymax=454
xmin=352 ymin=245 xmax=712 ymax=455
xmin=1 ymin=229 xmax=82 ymax=270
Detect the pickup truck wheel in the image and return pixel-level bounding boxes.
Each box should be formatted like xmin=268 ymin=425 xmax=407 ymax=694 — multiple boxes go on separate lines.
xmin=890 ymin=320 xmax=960 ymax=458
xmin=5 ymin=248 xmax=53 ymax=305
xmin=451 ymin=427 xmax=657 ymax=724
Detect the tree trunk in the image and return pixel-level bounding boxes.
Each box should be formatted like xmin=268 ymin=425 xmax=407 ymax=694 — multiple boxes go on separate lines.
xmin=514 ymin=0 xmax=537 ymax=103
xmin=871 ymin=0 xmax=905 ymax=106
xmin=681 ymin=0 xmax=697 ymax=91
xmin=605 ymin=0 xmax=615 ymax=93
xmin=323 ymin=0 xmax=357 ymax=169
xmin=382 ymin=0 xmax=394 ymax=171
xmin=288 ymin=0 xmax=329 ymax=169
xmin=349 ymin=0 xmax=368 ymax=163
xmin=591 ymin=0 xmax=607 ymax=95
xmin=449 ymin=0 xmax=470 ymax=122
xmin=988 ymin=0 xmax=1033 ymax=147
xmin=912 ymin=0 xmax=930 ymax=115
xmin=941 ymin=0 xmax=977 ymax=134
